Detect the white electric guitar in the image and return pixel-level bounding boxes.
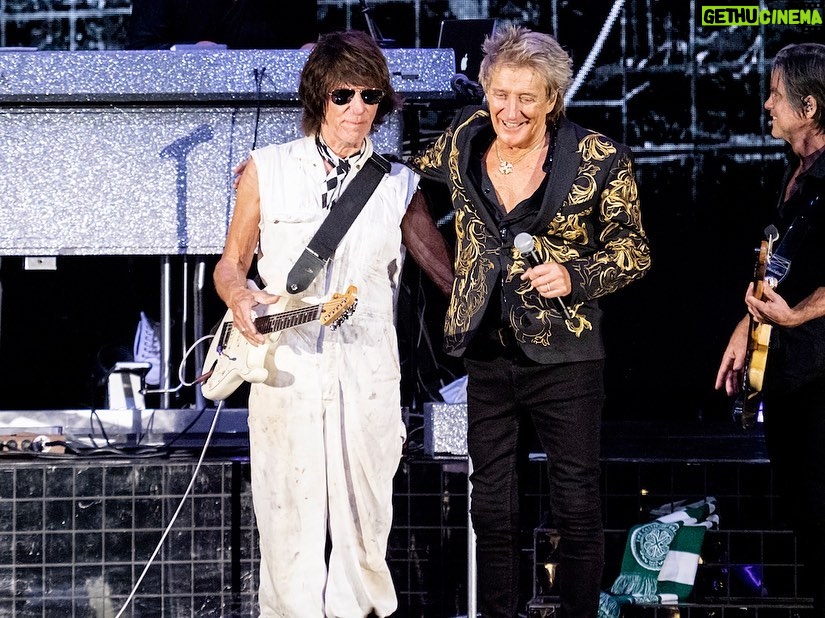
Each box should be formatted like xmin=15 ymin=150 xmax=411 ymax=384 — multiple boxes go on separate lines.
xmin=200 ymin=285 xmax=358 ymax=401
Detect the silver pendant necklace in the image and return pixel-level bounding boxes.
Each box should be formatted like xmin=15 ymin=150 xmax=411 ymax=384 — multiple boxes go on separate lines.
xmin=494 ymin=137 xmax=545 ymax=175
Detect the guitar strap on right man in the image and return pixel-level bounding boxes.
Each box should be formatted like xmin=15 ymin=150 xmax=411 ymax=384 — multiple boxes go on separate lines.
xmin=286 ymin=152 xmax=391 ymax=294
xmin=768 ymin=189 xmax=823 ymax=285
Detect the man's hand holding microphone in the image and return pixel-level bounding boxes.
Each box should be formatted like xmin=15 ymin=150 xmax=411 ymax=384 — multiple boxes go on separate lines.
xmin=515 ymin=232 xmax=574 ymax=322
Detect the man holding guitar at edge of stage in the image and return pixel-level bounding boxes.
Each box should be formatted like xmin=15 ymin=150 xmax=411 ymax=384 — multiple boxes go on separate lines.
xmin=213 ymin=30 xmax=453 ymax=617
xmin=715 ymin=42 xmax=825 ymax=614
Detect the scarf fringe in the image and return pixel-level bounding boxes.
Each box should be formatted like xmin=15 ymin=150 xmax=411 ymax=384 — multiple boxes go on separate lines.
xmin=610 ymin=573 xmax=659 ymax=597
xmin=598 ymin=592 xmax=622 ymax=618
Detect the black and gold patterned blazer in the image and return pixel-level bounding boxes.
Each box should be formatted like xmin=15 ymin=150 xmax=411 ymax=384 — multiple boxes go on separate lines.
xmin=410 ymin=105 xmax=651 ymax=363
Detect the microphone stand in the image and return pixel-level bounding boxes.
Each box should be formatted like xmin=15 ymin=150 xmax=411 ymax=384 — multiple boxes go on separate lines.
xmin=359 ymin=0 xmax=394 ymax=48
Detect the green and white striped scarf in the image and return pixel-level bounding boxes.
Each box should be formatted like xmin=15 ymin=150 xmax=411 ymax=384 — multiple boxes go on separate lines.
xmin=598 ymin=496 xmax=719 ymax=618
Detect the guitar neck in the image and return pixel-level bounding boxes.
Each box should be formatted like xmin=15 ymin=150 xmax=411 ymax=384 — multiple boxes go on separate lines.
xmin=253 ymin=304 xmax=321 ymax=335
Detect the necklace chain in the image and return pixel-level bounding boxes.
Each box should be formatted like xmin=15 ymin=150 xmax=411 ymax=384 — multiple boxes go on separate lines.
xmin=494 ymin=137 xmax=546 ymax=175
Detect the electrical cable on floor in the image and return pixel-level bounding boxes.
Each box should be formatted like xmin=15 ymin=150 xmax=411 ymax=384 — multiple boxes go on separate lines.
xmin=88 ymin=407 xmax=113 ymax=448
xmin=113 ymin=398 xmax=224 ymax=618
xmin=11 ymin=335 xmax=223 ymax=461
xmin=73 ymin=333 xmax=217 ymax=459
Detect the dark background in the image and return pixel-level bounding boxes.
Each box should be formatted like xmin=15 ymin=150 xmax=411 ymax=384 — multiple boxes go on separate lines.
xmin=0 ymin=0 xmax=821 ymax=422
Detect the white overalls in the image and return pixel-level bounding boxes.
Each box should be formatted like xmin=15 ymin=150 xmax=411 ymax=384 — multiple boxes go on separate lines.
xmin=247 ymin=136 xmax=417 ymax=617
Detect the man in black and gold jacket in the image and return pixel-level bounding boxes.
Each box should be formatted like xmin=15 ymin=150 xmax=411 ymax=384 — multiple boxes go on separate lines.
xmin=409 ymin=25 xmax=651 ymax=618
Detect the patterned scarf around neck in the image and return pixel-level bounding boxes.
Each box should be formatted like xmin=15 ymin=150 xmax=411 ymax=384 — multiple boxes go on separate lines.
xmin=316 ymin=135 xmax=364 ymax=209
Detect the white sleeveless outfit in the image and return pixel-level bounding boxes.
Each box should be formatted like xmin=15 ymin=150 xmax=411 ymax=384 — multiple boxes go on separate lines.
xmin=247 ymin=135 xmax=418 ymax=618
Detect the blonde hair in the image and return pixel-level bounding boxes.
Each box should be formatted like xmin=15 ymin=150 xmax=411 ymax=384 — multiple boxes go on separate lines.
xmin=479 ymin=24 xmax=573 ymax=124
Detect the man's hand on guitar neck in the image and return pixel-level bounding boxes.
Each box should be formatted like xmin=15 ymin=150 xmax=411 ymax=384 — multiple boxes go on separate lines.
xmin=748 ymin=284 xmax=825 ymax=329
xmin=227 ymin=285 xmax=281 ymax=345
xmin=745 ymin=282 xmax=795 ymax=327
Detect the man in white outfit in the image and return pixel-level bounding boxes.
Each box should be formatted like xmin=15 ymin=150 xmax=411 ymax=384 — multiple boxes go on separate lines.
xmin=214 ymin=29 xmax=453 ymax=617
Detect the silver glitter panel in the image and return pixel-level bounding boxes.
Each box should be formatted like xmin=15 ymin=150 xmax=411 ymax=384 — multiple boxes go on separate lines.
xmin=0 ymin=106 xmax=401 ymax=255
xmin=0 ymin=49 xmax=453 ymax=256
xmin=424 ymin=402 xmax=468 ymax=457
xmin=0 ymin=48 xmax=454 ymax=102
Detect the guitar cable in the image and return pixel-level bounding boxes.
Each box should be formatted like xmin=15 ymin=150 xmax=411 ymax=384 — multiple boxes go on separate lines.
xmin=113 ymin=398 xmax=224 ymax=618
xmin=143 ymin=334 xmax=215 ymax=397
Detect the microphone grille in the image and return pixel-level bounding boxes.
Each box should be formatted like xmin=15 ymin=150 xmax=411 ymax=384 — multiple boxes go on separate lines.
xmin=513 ymin=232 xmax=535 ymax=253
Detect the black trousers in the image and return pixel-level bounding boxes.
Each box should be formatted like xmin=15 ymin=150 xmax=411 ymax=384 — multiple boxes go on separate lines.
xmin=763 ymin=375 xmax=825 ymax=614
xmin=465 ymin=343 xmax=605 ymax=618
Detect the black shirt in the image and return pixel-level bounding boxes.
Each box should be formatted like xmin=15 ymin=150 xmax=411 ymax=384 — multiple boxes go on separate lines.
xmin=468 ymin=129 xmax=551 ymax=356
xmin=765 ymin=152 xmax=825 ymax=395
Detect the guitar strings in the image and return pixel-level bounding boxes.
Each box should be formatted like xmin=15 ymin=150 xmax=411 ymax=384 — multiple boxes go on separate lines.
xmin=253 ymin=305 xmax=322 ymax=332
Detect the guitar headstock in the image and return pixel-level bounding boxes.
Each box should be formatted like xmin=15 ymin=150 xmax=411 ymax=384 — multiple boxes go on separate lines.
xmin=764 ymin=224 xmax=779 ymax=252
xmin=320 ymin=285 xmax=358 ymax=329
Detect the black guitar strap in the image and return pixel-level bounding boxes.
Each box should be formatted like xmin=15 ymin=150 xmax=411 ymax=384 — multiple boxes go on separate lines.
xmin=286 ymin=152 xmax=391 ymax=294
xmin=768 ymin=188 xmax=823 ymax=285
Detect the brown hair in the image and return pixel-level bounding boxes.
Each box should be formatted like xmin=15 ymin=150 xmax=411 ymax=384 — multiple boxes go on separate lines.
xmin=298 ymin=29 xmax=401 ymax=136
xmin=773 ymin=43 xmax=825 ymax=134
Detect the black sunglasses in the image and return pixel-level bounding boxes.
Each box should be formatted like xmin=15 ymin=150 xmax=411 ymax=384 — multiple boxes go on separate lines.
xmin=329 ymin=88 xmax=385 ymax=106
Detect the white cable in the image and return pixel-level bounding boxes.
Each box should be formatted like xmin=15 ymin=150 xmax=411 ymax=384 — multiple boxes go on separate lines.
xmin=177 ymin=334 xmax=215 ymax=387
xmin=564 ymin=0 xmax=626 ymax=106
xmin=114 ymin=400 xmax=223 ymax=618
xmin=144 ymin=334 xmax=214 ymax=395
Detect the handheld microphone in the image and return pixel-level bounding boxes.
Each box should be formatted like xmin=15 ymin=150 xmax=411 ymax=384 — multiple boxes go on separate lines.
xmin=514 ymin=232 xmax=573 ymax=322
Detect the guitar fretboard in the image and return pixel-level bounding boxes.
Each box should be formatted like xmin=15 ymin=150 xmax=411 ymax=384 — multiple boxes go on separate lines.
xmin=253 ymin=305 xmax=322 ymax=335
